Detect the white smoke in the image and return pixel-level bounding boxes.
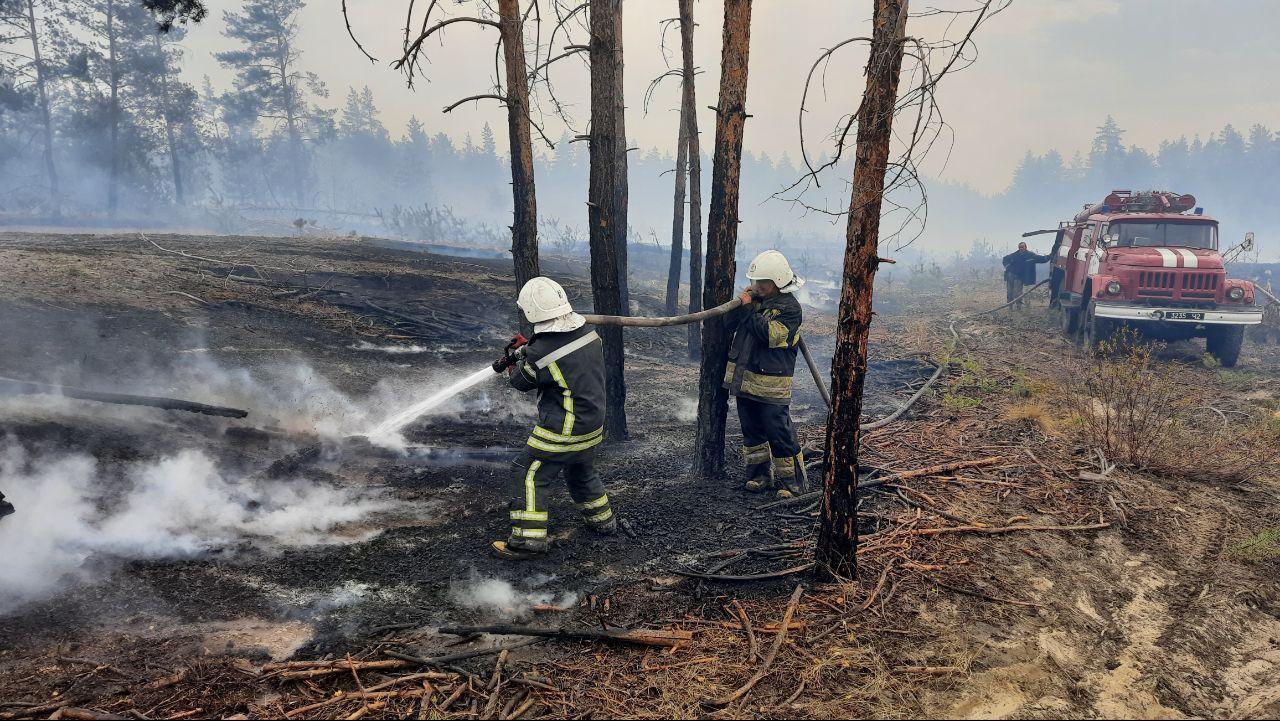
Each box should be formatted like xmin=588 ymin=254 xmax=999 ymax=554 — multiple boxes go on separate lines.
xmin=0 ymin=443 xmax=392 ymax=614
xmin=673 ymin=397 xmax=698 ymax=423
xmin=449 ymin=571 xmax=578 ymax=620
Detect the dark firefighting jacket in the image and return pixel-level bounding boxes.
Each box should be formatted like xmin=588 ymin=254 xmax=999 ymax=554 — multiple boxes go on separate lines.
xmin=723 ymin=292 xmax=803 ymax=405
xmin=1002 ymin=248 xmax=1051 ymax=285
xmin=509 ymin=324 xmax=606 ymax=458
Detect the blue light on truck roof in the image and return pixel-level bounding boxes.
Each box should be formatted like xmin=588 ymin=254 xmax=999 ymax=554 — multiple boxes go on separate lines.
xmin=1194 ymin=207 xmax=1204 ymax=215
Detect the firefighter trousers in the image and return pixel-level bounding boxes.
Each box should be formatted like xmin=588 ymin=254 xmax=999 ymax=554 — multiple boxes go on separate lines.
xmin=506 ymin=447 xmax=614 ymax=551
xmin=1005 ymin=273 xmax=1026 ymax=308
xmin=736 ymin=396 xmax=806 ymax=493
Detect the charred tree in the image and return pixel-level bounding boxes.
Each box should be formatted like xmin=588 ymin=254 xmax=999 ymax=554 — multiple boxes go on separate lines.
xmin=816 ymin=0 xmax=910 ymax=580
xmin=497 ymin=0 xmax=541 ymax=296
xmin=588 ymin=0 xmax=628 ymax=441
xmin=680 ymin=0 xmax=703 ymax=360
xmin=693 ymin=0 xmax=752 ymax=478
xmin=663 ymin=83 xmax=689 ymax=316
xmin=384 ymin=1 xmax=543 ymax=325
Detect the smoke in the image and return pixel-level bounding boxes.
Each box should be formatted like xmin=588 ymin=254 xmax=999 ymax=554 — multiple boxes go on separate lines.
xmin=449 ymin=571 xmax=578 ymax=620
xmin=0 ymin=442 xmax=392 ymax=614
xmin=672 ymin=397 xmax=698 ymax=423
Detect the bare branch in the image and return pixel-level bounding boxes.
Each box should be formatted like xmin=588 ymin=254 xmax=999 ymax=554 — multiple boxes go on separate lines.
xmin=341 ymin=0 xmax=378 ymax=63
xmin=442 ymin=93 xmax=508 ymax=113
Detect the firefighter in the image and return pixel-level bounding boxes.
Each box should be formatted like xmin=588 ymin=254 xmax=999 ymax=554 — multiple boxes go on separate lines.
xmin=724 ymin=250 xmax=807 ymax=499
xmin=1002 ymin=241 xmax=1051 ymax=308
xmin=0 ymin=491 xmax=12 ymax=520
xmin=492 ymin=276 xmax=615 ymax=560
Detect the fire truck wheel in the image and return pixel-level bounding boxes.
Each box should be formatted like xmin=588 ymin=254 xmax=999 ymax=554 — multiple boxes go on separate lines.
xmin=1206 ymin=325 xmax=1245 ymax=368
xmin=1060 ymin=304 xmax=1081 ymax=336
xmin=1083 ymin=301 xmax=1114 ymax=351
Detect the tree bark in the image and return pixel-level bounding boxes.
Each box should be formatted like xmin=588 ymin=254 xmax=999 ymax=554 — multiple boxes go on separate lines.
xmin=816 ymin=0 xmax=910 ymax=581
xmin=496 ymin=0 xmax=541 ymax=307
xmin=664 ymin=72 xmax=690 ymax=316
xmin=105 ymin=0 xmax=121 ymax=216
xmin=25 ymin=0 xmax=59 ymax=216
xmin=681 ymin=0 xmax=703 ymax=360
xmin=588 ymin=0 xmax=628 ymax=441
xmin=693 ymin=0 xmax=751 ymax=479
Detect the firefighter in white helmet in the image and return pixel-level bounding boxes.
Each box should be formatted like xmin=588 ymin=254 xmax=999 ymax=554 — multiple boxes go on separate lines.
xmin=492 ymin=276 xmax=615 ymax=560
xmin=723 ymin=250 xmax=808 ymax=498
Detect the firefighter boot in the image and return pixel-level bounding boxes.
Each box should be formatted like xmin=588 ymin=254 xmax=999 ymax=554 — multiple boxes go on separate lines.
xmin=491 ymin=537 xmax=549 ymax=561
xmin=576 ymin=494 xmax=617 ymax=534
xmin=742 ymin=443 xmax=773 ymax=492
xmin=772 ymin=453 xmax=808 ymax=499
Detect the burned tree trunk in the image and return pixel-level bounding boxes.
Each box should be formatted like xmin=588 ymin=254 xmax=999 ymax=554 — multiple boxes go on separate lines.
xmin=680 ymin=0 xmax=703 ymax=360
xmin=588 ymin=0 xmax=628 ymax=441
xmin=693 ymin=0 xmax=752 ymax=479
xmin=816 ymin=0 xmax=910 ymax=580
xmin=497 ymin=0 xmax=541 ymax=297
xmin=663 ymin=77 xmax=690 ymax=316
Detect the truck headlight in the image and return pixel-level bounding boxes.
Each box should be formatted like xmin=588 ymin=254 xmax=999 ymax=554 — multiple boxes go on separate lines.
xmin=1228 ymin=286 xmax=1245 ymax=301
xmin=1106 ymin=280 xmax=1122 ymax=295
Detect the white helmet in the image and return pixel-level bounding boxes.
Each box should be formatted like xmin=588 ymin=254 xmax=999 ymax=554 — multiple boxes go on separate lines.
xmin=517 ymin=276 xmax=574 ymax=323
xmin=746 ymin=250 xmax=805 ymax=293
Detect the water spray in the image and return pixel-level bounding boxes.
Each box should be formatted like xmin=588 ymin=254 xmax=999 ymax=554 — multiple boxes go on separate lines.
xmin=362 ymin=297 xmax=834 ymax=444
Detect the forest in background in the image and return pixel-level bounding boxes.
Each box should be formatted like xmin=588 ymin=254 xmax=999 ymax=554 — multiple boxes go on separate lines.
xmin=3 ymin=0 xmax=1278 ymax=279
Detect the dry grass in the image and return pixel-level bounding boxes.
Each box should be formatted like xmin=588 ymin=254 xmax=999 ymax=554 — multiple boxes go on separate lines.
xmin=1004 ymin=401 xmax=1061 ymax=436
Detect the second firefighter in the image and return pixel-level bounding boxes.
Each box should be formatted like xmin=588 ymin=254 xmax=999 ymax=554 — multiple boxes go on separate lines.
xmin=724 ymin=250 xmax=809 ymax=499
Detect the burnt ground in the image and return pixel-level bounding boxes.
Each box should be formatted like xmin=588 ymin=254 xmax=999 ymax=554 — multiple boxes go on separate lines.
xmin=0 ymin=232 xmax=1278 ymax=719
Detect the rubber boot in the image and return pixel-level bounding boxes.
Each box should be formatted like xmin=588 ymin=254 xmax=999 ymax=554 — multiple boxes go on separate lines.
xmin=587 ymin=516 xmax=618 ymax=535
xmin=743 ymin=460 xmax=772 ymax=493
xmin=490 ymin=538 xmax=548 ymax=561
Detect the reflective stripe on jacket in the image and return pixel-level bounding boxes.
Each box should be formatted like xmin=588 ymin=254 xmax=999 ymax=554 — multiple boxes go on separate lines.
xmin=509 ymin=324 xmax=606 ymax=457
xmin=723 ymin=292 xmax=803 ymax=405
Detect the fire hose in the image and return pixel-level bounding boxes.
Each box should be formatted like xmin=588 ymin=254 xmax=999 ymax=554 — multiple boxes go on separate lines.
xmin=580 ymin=298 xmax=835 ymax=408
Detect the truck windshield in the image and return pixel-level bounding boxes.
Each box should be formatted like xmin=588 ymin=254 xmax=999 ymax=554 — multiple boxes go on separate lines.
xmin=1112 ymin=222 xmax=1217 ymax=250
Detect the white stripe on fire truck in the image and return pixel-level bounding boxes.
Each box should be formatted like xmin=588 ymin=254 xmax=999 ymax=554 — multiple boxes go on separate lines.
xmin=1154 ymin=248 xmax=1178 ymax=268
xmin=1174 ymin=248 xmax=1199 ymax=268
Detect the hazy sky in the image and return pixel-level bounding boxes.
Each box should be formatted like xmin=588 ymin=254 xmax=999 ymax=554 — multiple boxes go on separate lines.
xmin=178 ymin=0 xmax=1280 ymax=195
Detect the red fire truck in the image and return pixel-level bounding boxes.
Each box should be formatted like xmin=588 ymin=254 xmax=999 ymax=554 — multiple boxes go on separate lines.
xmin=1043 ymin=190 xmax=1262 ymax=366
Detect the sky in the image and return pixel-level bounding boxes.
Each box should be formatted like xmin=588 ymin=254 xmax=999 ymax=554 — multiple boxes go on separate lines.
xmin=177 ymin=0 xmax=1280 ymax=195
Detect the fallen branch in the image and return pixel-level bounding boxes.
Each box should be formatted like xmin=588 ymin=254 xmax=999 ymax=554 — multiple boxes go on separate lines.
xmin=704 ymin=585 xmax=805 ymax=708
xmin=729 ymin=600 xmax=758 ymax=662
xmin=283 ymin=691 xmax=423 ymax=719
xmin=755 ymin=457 xmax=1003 ymax=510
xmin=0 ymin=377 xmax=249 ymax=419
xmin=435 ymin=625 xmax=692 ymax=649
xmin=672 ymin=562 xmax=815 ymax=583
xmin=385 ymin=638 xmax=543 ymax=668
xmin=905 ymin=521 xmax=1109 ymax=538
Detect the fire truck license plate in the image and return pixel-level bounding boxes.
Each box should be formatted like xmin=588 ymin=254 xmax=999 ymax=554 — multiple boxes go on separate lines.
xmin=1165 ymin=311 xmax=1204 ymax=321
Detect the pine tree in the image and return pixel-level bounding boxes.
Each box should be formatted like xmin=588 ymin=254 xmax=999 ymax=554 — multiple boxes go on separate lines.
xmin=215 ymin=0 xmax=330 ymax=207
xmin=480 ymin=122 xmax=496 ymax=158
xmin=1 ymin=0 xmax=69 ymax=213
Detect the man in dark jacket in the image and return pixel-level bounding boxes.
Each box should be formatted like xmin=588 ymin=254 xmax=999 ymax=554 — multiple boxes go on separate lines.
xmin=494 ymin=276 xmax=614 ymax=560
xmin=723 ymin=250 xmax=807 ymax=499
xmin=1002 ymin=242 xmax=1051 ymax=308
